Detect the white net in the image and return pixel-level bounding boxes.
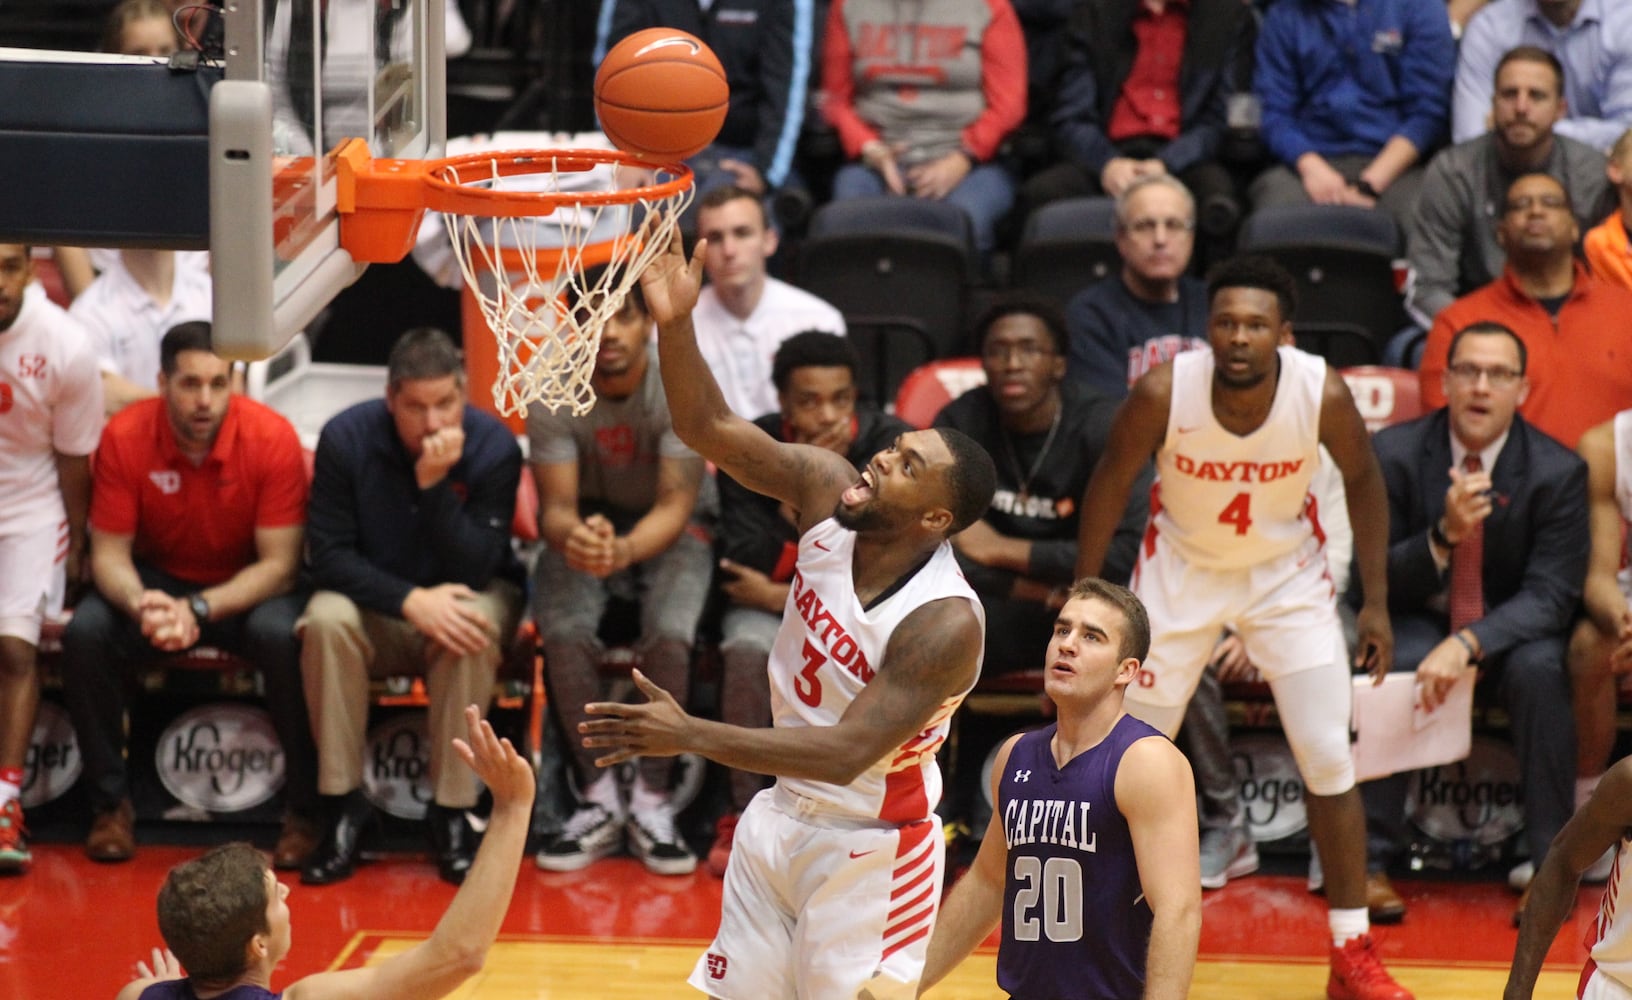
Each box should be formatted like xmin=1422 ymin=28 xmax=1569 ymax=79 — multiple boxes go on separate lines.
xmin=438 ymin=154 xmax=693 ymax=417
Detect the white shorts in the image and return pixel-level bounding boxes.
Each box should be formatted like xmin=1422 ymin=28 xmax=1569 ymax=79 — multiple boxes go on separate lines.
xmin=1582 ymin=964 xmax=1632 ymax=1000
xmin=689 ymin=785 xmax=944 ymax=1000
xmin=0 ymin=525 xmax=67 ymax=645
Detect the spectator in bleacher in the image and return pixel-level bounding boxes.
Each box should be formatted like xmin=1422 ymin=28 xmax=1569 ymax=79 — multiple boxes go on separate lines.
xmin=1418 ymin=172 xmax=1632 ymax=447
xmin=1451 ymin=0 xmax=1632 ymax=149
xmin=60 ymin=322 xmax=318 ymax=869
xmin=1065 ymin=174 xmax=1209 ymax=393
xmin=528 ymin=270 xmax=710 ymax=878
xmin=1023 ymin=0 xmax=1251 ymax=245
xmin=935 ymin=296 xmax=1145 ymax=674
xmin=1406 ymin=46 xmax=1610 ymax=326
xmin=708 ymin=331 xmax=910 ymax=876
xmin=1250 ymin=0 xmax=1455 ymax=227
xmin=298 ymin=327 xmax=524 ymax=887
xmin=692 ymin=185 xmax=846 ymax=421
xmin=1362 ymin=320 xmax=1586 ymax=925
xmin=819 ymin=0 xmax=1028 ymax=258
xmin=100 ymin=0 xmax=180 ymax=58
xmin=0 ymin=245 xmax=102 ymax=874
xmin=69 ymin=248 xmax=212 ymax=416
xmin=594 ymin=1 xmax=812 ymax=199
xmin=1583 ymin=127 xmax=1632 ymax=288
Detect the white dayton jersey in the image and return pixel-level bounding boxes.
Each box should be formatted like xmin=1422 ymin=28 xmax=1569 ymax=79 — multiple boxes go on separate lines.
xmin=770 ymin=517 xmax=984 ymax=823
xmin=1585 ymin=835 xmax=1632 ymax=992
xmin=1149 ymin=346 xmax=1327 ymax=570
xmin=0 ymin=285 xmax=103 ymax=534
xmin=1611 ymin=410 xmax=1632 ymax=595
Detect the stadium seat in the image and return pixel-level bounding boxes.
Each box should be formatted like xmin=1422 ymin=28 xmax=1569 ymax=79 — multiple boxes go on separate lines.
xmin=892 ymin=357 xmax=986 ymax=428
xmin=1340 ymin=365 xmax=1424 ymax=432
xmin=794 ymin=197 xmax=977 ymax=406
xmin=1238 ymin=204 xmax=1410 ymax=367
xmin=1010 ymin=196 xmax=1120 ymax=309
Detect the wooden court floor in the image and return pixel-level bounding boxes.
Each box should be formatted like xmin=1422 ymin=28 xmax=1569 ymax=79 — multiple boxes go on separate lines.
xmin=8 ymin=844 xmax=1595 ymax=998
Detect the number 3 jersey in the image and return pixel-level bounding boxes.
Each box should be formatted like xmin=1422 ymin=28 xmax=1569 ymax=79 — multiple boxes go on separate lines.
xmin=1152 ymin=346 xmax=1326 ymax=570
xmin=771 ymin=516 xmax=983 ymax=823
xmin=997 ymin=716 xmax=1164 ymax=1000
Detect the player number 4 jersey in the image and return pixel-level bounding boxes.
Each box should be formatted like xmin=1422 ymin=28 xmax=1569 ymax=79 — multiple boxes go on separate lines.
xmin=769 ymin=517 xmax=984 ymax=824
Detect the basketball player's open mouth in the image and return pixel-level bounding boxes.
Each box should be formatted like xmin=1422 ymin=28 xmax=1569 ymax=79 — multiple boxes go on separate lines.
xmin=842 ymin=468 xmax=875 ymax=506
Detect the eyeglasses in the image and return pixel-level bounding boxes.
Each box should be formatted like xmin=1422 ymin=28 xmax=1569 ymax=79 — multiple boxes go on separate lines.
xmin=1446 ymin=362 xmax=1523 ymax=386
xmin=1502 ymin=193 xmax=1568 ymax=214
xmin=1124 ymin=216 xmax=1196 ymax=236
xmin=981 ymin=342 xmax=1054 ymax=363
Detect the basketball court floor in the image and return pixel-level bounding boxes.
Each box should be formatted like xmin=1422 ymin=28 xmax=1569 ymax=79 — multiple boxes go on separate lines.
xmin=5 ymin=840 xmax=1595 ymax=998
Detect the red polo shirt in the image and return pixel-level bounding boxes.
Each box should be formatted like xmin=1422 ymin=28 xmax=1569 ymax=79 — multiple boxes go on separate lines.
xmin=1108 ymin=0 xmax=1188 ymax=143
xmin=91 ymin=395 xmax=307 ymax=585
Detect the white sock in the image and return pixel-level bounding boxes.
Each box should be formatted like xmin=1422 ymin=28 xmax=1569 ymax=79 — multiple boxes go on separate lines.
xmin=1579 ymin=775 xmax=1602 ymax=811
xmin=628 ymin=778 xmax=669 ymax=815
xmin=1330 ymin=907 xmax=1369 ymax=947
xmin=0 ymin=779 xmax=18 ymax=809
xmin=582 ymin=772 xmax=623 ymax=816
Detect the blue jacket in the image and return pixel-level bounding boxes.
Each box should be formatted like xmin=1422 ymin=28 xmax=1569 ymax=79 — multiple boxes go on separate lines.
xmin=1254 ymin=0 xmax=1453 ymax=166
xmin=596 ymin=0 xmax=813 ymax=188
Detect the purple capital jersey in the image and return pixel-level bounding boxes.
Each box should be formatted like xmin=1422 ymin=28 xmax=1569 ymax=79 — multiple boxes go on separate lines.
xmin=996 ymin=715 xmax=1163 ymax=999
xmin=140 ymin=983 xmax=280 ymax=1000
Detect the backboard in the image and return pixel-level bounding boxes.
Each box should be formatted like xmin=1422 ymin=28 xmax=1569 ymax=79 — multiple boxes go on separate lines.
xmin=210 ymin=0 xmax=445 ymax=360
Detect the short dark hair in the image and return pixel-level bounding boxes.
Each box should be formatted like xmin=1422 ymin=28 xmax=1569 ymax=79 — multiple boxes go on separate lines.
xmin=1494 ymin=45 xmax=1565 ymax=94
xmin=1064 ymin=577 xmax=1151 ymax=663
xmin=160 ymin=321 xmax=215 ymax=375
xmin=569 ymin=262 xmax=647 ymax=320
xmin=156 ymin=843 xmax=270 ymax=987
xmin=771 ymin=331 xmax=860 ymax=392
xmin=698 ymin=183 xmax=769 ymax=228
xmin=1448 ymin=320 xmax=1528 ymax=374
xmin=1503 ymin=171 xmax=1574 ymax=215
xmin=934 ymin=427 xmax=997 ymax=534
xmin=387 ymin=327 xmax=465 ymax=389
xmin=1206 ymin=254 xmax=1298 ymax=323
xmin=972 ymin=294 xmax=1067 ymax=355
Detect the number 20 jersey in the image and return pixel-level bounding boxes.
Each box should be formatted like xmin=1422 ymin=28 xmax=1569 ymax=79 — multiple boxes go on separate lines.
xmin=770 ymin=516 xmax=984 ymax=823
xmin=997 ymin=717 xmax=1162 ymax=1000
xmin=1151 ymin=346 xmax=1326 ymax=570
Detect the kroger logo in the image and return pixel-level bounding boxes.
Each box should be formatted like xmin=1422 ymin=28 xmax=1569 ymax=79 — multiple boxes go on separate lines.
xmin=365 ymin=713 xmax=434 ymax=820
xmin=1233 ymin=733 xmax=1307 ymax=843
xmin=23 ymin=701 xmax=82 ymax=809
xmin=1410 ymin=737 xmax=1523 ymax=847
xmin=156 ymin=704 xmax=285 ymax=813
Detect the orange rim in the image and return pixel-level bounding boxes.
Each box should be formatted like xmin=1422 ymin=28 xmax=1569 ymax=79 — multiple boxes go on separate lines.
xmin=423 ymin=147 xmax=693 ymax=217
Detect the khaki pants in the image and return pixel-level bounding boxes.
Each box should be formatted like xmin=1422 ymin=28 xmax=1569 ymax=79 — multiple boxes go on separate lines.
xmin=299 ymin=583 xmax=522 ymax=808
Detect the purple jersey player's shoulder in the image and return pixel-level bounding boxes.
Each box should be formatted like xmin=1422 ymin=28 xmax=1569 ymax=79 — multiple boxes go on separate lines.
xmin=139 ymin=982 xmax=280 ymax=1000
xmin=996 ymin=716 xmax=1163 ymax=1000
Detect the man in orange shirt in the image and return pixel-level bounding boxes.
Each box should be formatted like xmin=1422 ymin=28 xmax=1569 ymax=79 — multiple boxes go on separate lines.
xmin=1584 ymin=128 xmax=1632 ymax=290
xmin=59 ymin=322 xmax=318 ymax=868
xmin=1418 ymin=173 xmax=1632 ymax=448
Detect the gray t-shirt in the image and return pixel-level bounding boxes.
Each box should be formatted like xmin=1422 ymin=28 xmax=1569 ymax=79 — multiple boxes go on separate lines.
xmin=526 ymin=356 xmax=697 ymax=520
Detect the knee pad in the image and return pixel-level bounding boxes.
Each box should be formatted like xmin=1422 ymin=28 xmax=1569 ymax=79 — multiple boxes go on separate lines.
xmin=1290 ymin=739 xmax=1355 ymax=797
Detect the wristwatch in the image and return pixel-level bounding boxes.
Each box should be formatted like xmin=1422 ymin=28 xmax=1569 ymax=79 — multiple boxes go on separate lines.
xmin=187 ymin=593 xmax=211 ymax=625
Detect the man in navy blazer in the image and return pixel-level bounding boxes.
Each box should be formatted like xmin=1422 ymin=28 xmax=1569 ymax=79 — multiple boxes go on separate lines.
xmin=1361 ymin=320 xmax=1587 ymax=924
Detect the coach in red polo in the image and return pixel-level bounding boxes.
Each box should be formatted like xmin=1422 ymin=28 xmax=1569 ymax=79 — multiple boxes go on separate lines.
xmin=59 ymin=321 xmax=319 ymax=868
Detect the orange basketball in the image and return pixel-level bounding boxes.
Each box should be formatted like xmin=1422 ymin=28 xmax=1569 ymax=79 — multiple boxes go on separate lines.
xmin=594 ymin=28 xmax=729 ymax=162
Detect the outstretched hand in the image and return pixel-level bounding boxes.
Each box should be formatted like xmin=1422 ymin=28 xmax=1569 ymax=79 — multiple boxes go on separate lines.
xmin=636 ymin=214 xmax=706 ymax=329
xmin=580 ymin=668 xmax=694 ymax=767
xmin=134 ymin=947 xmax=182 ymax=982
xmin=451 ymin=704 xmax=534 ymax=811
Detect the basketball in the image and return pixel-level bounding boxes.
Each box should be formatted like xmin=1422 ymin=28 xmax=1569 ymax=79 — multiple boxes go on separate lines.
xmin=594 ymin=28 xmax=729 ymax=162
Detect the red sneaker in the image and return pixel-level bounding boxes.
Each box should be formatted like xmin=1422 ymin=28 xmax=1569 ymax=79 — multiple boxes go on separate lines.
xmin=706 ymin=812 xmax=739 ymax=878
xmin=0 ymin=799 xmax=31 ymax=873
xmin=1328 ymin=934 xmax=1412 ymax=1000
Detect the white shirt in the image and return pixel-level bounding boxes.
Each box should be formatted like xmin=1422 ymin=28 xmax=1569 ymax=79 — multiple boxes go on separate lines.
xmin=693 ymin=277 xmax=846 ymax=419
xmin=0 ymin=286 xmax=103 ymax=533
xmin=69 ymin=255 xmax=213 ymax=391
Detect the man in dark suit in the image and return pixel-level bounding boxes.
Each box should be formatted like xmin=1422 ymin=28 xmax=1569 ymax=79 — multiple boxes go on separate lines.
xmin=1362 ymin=320 xmax=1587 ymax=925
xmin=1023 ymin=0 xmax=1253 ymax=241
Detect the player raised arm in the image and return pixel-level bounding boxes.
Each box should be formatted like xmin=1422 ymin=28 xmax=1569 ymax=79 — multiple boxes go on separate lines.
xmin=639 ymin=216 xmax=855 ymax=530
xmin=580 ymin=595 xmax=982 ymax=783
xmin=1505 ymin=759 xmax=1632 ymax=999
xmin=1316 ymin=368 xmax=1393 ymax=681
xmin=1075 ymin=366 xmax=1172 ymax=579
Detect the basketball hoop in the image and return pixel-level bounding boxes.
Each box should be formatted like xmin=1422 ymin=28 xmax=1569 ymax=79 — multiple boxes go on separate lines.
xmin=335 ymin=140 xmax=694 ymax=416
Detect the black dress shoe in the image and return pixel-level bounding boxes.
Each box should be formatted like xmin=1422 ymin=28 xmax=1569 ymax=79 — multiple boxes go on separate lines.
xmin=426 ymin=804 xmax=475 ymax=885
xmin=301 ymin=790 xmax=373 ymax=886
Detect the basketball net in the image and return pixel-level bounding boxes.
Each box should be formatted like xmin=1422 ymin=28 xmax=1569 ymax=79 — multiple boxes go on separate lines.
xmin=437 ymin=154 xmax=693 ymax=417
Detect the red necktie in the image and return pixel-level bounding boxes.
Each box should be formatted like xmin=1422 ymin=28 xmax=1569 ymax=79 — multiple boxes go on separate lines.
xmin=1449 ymin=454 xmax=1484 ymax=634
